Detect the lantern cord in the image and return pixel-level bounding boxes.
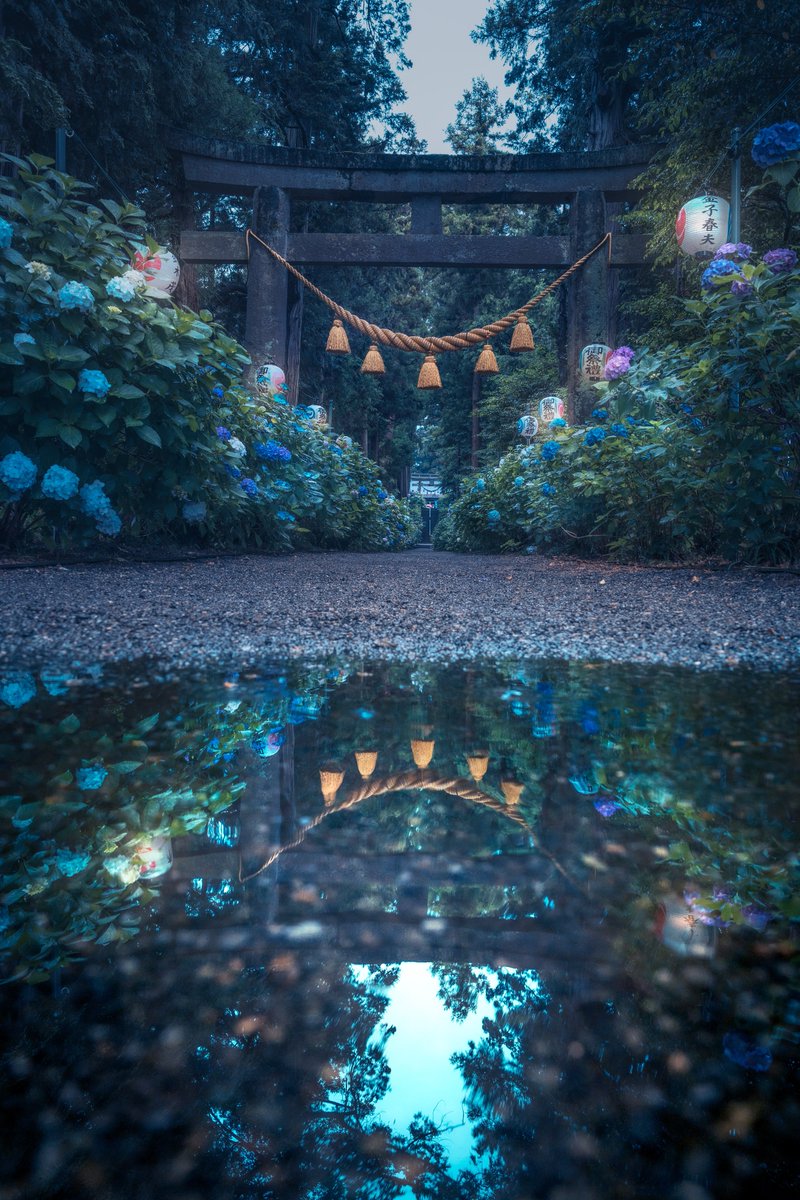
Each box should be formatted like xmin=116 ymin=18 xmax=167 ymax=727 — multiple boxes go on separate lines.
xmin=244 ymin=228 xmax=612 ymax=354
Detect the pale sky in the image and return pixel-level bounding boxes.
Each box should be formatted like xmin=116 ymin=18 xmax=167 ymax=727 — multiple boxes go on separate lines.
xmin=397 ymin=0 xmax=515 ymax=152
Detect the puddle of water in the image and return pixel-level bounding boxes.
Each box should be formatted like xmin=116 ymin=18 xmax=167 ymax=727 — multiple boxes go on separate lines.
xmin=1 ymin=658 xmax=799 ymax=1198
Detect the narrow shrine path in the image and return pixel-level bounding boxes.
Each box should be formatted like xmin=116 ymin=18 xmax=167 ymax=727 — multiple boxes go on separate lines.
xmin=1 ymin=550 xmax=798 ymax=671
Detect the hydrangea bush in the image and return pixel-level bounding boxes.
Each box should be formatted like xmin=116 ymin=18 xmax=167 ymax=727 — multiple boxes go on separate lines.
xmin=436 ymin=247 xmax=800 ymax=562
xmin=0 ymin=158 xmax=415 ymax=552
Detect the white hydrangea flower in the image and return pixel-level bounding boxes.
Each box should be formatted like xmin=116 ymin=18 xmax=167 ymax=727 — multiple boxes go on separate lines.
xmin=228 ymin=437 xmax=246 ymax=456
xmin=104 ymin=855 xmax=140 ymax=886
xmin=25 ymin=260 xmax=52 ymax=280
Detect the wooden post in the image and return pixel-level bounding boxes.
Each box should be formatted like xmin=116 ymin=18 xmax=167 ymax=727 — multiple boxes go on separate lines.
xmin=245 ymin=185 xmax=290 ymax=368
xmin=566 ymin=189 xmax=608 ymax=423
xmin=471 ymin=372 xmax=481 ymax=469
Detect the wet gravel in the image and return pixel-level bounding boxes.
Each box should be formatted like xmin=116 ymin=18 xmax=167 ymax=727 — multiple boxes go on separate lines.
xmin=1 ymin=549 xmax=799 ymax=671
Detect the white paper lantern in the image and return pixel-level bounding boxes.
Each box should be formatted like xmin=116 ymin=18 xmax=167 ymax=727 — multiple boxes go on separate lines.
xmin=538 ymin=395 xmax=565 ymax=424
xmin=579 ymin=344 xmax=612 ymax=383
xmin=256 ymin=363 xmax=287 ymax=398
xmin=134 ymin=835 xmax=173 ymax=879
xmin=303 ymin=404 xmax=327 ymax=427
xmin=516 ymin=414 xmax=539 ymax=440
xmin=675 ymin=195 xmax=731 ymax=260
xmin=132 ymin=247 xmax=180 ymax=296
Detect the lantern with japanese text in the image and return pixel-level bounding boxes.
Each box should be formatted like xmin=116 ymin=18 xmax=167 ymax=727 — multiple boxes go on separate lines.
xmin=675 ymin=194 xmax=731 ymax=260
xmin=538 ymin=395 xmax=565 ymax=424
xmin=132 ymin=247 xmax=180 ymax=296
xmin=303 ymin=404 xmax=327 ymax=427
xmin=256 ymin=363 xmax=287 ymax=399
xmin=579 ymin=344 xmax=612 ymax=383
xmin=516 ymin=413 xmax=539 ymax=442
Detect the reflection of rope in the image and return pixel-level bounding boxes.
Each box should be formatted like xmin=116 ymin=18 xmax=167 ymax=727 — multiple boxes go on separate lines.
xmin=244 ymin=228 xmax=611 ymax=354
xmin=238 ymin=770 xmax=534 ymax=882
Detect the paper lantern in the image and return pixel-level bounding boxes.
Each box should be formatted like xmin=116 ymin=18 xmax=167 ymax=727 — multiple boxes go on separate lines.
xmin=675 ymin=195 xmax=731 ymax=260
xmin=516 ymin=414 xmax=539 ymax=440
xmin=303 ymin=404 xmax=327 ymax=427
xmin=256 ymin=363 xmax=286 ymax=397
xmin=132 ymin=247 xmax=180 ymax=296
xmin=337 ymin=434 xmax=353 ymax=450
xmin=579 ymin=344 xmax=612 ymax=383
xmin=538 ymin=395 xmax=565 ymax=424
xmin=134 ymin=835 xmax=173 ymax=878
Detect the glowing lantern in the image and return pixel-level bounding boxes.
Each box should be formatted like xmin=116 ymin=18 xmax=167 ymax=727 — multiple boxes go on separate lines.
xmin=256 ymin=363 xmax=287 ymax=397
xmin=303 ymin=404 xmax=327 ymax=427
xmin=675 ymin=194 xmax=731 ymax=260
xmin=516 ymin=414 xmax=539 ymax=441
xmin=134 ymin=835 xmax=173 ymax=878
xmin=132 ymin=247 xmax=180 ymax=296
xmin=538 ymin=395 xmax=565 ymax=424
xmin=579 ymin=344 xmax=612 ymax=383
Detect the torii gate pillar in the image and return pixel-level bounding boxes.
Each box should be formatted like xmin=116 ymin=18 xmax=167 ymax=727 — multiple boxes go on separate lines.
xmin=566 ymin=189 xmax=610 ymax=423
xmin=245 ymin=186 xmax=289 ymax=369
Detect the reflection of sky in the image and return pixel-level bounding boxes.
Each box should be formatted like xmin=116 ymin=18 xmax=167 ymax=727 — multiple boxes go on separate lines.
xmin=353 ymin=961 xmax=493 ymax=1173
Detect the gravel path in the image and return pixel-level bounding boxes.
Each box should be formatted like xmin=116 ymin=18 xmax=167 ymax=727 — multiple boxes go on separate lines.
xmin=1 ymin=550 xmax=799 ymax=671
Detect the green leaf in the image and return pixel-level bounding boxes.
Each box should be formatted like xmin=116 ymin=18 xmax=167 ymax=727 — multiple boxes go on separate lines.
xmin=50 ymin=370 xmax=76 ymax=392
xmin=112 ymin=761 xmax=143 ymax=775
xmin=134 ymin=425 xmax=162 ymax=448
xmin=59 ymin=714 xmax=81 ymax=734
xmin=57 ymin=424 xmax=83 ymax=448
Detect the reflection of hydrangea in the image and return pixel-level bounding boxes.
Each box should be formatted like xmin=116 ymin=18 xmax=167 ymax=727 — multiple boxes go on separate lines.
xmin=0 ymin=217 xmax=12 ymax=248
xmin=106 ymin=274 xmax=138 ymax=301
xmin=104 ymin=856 xmax=140 ymax=886
xmin=276 ymin=509 xmax=294 ymax=521
xmin=58 ymin=281 xmax=94 ymax=311
xmin=55 ymin=849 xmax=91 ymax=877
xmin=714 ymin=242 xmax=752 ymax=262
xmin=255 ymin=439 xmax=291 ymax=462
xmin=540 ymin=441 xmax=560 ymax=461
xmin=604 ymin=347 xmax=635 ymax=380
xmin=723 ymin=1031 xmax=772 ymax=1072
xmin=78 ymin=369 xmax=111 ymax=397
xmin=541 ymin=482 xmax=556 ymax=497
xmin=76 ymin=765 xmax=108 ymax=790
xmin=762 ymin=248 xmax=797 ymax=274
xmin=40 ymin=668 xmax=71 ymax=696
xmin=701 ymin=259 xmax=739 ymax=289
xmin=584 ymin=426 xmax=606 ymax=446
xmin=594 ymin=798 xmax=620 ymax=817
xmin=42 ymin=464 xmax=80 ymax=500
xmin=25 ymin=259 xmax=51 ymax=280
xmin=0 ymin=451 xmax=37 ymax=493
xmin=751 ymin=121 xmax=800 ymax=167
xmin=13 ymin=332 xmax=35 ymax=349
xmin=591 ymin=407 xmax=608 ymax=422
xmin=252 ymin=730 xmax=285 ymax=757
xmin=0 ymin=670 xmax=36 ymax=708
xmin=240 ymin=477 xmax=258 ymax=496
xmin=182 ymin=500 xmax=207 ymax=522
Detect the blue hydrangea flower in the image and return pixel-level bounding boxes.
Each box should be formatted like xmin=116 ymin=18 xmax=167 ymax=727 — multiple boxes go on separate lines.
xmin=691 ymin=417 xmax=703 ymax=431
xmin=609 ymin=423 xmax=629 ymax=438
xmin=751 ymin=121 xmax=800 ymax=167
xmin=182 ymin=500 xmax=207 ymax=522
xmin=255 ymin=439 xmax=292 ymax=462
xmin=0 ymin=217 xmax=12 ymax=248
xmin=212 ymin=386 xmax=224 ymax=399
xmin=540 ymin=441 xmax=560 ymax=461
xmin=106 ymin=275 xmax=137 ymax=301
xmin=473 ymin=477 xmax=486 ymax=491
xmin=377 ymin=489 xmax=388 ymax=500
xmin=42 ymin=464 xmax=80 ymax=500
xmin=96 ymin=509 xmax=122 ymax=536
xmin=216 ymin=426 xmax=231 ymax=441
xmin=0 ymin=670 xmax=36 ymax=708
xmin=78 ymin=369 xmax=111 ymax=398
xmin=76 ymin=765 xmax=108 ymax=790
xmin=240 ymin=477 xmax=258 ymax=496
xmin=0 ymin=451 xmax=37 ymax=493
xmin=487 ymin=509 xmax=501 ymax=523
xmin=224 ymin=464 xmax=241 ymax=479
xmin=549 ymin=417 xmax=566 ymax=428
xmin=357 ymin=484 xmax=369 ymax=496
xmin=723 ymin=1032 xmax=773 ymax=1071
xmin=79 ymin=480 xmax=122 ymax=535
xmin=55 ymin=849 xmax=91 ymax=876
xmin=276 ymin=509 xmax=294 ymax=521
xmin=513 ymin=475 xmax=524 ymax=487
xmin=763 ymin=248 xmax=797 ymax=274
xmin=584 ymin=427 xmax=607 ymax=446
xmin=591 ymin=408 xmax=609 ymax=422
xmin=13 ymin=332 xmax=35 ymax=349
xmin=541 ymin=481 xmax=556 ymax=497
xmin=58 ymin=281 xmax=94 ymax=312
xmin=701 ymin=259 xmax=739 ymax=290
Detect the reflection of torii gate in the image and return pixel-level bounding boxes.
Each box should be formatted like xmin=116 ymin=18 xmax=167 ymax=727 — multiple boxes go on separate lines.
xmin=171 ymin=134 xmax=656 ymax=408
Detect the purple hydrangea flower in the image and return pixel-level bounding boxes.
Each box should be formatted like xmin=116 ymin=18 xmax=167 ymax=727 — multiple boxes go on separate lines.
xmin=714 ymin=242 xmax=752 ymax=262
xmin=701 ymin=259 xmax=740 ymax=289
xmin=731 ymin=279 xmax=754 ymax=297
xmin=240 ymin=477 xmax=258 ymax=496
xmin=594 ymin=798 xmax=620 ymax=817
xmin=604 ymin=347 xmax=634 ymax=380
xmin=255 ymin=439 xmax=292 ymax=463
xmin=762 ymin=248 xmax=798 ymax=274
xmin=216 ymin=426 xmax=231 ymax=441
xmin=751 ymin=121 xmax=800 ymax=167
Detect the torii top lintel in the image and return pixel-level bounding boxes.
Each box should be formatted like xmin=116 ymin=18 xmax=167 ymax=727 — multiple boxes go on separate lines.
xmin=169 ymin=132 xmax=658 ymax=205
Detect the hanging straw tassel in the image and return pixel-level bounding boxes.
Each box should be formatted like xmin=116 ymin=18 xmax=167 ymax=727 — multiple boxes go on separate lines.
xmin=474 ymin=342 xmax=499 ymax=374
xmin=510 ymin=314 xmax=535 ymax=352
xmin=354 ymin=750 xmax=378 ymax=778
xmin=411 ymin=738 xmax=435 ymax=768
xmin=326 ymin=319 xmax=350 ymax=354
xmin=417 ymin=353 xmax=441 ymax=389
xmin=360 ymin=343 xmax=385 ymax=375
xmin=501 ymin=778 xmax=524 ymax=806
xmin=466 ymin=753 xmax=490 ymax=782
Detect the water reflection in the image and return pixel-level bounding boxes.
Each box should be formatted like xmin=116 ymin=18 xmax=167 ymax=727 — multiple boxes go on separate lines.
xmin=1 ymin=659 xmax=799 ymax=1197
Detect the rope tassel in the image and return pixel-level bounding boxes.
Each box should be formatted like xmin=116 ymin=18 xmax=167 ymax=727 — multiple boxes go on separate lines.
xmin=360 ymin=343 xmax=386 ymax=375
xmin=417 ymin=354 xmax=442 ymax=389
xmin=510 ymin=315 xmax=535 ymax=352
xmin=474 ymin=342 xmax=499 ymax=374
xmin=326 ymin=319 xmax=350 ymax=354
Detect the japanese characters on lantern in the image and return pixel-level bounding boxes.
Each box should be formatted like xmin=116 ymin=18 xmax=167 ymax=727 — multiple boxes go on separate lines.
xmin=675 ymin=194 xmax=731 ymax=260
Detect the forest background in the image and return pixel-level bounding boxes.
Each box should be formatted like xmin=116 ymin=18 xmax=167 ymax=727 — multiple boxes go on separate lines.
xmin=2 ymin=0 xmax=799 ymax=494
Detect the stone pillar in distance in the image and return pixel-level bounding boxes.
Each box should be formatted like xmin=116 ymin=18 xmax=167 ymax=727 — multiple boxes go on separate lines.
xmin=566 ymin=189 xmax=609 ymax=423
xmin=245 ymin=185 xmax=290 ymax=370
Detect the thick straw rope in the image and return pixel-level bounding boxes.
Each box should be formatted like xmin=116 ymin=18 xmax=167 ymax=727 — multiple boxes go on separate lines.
xmin=244 ymin=228 xmax=612 ymax=354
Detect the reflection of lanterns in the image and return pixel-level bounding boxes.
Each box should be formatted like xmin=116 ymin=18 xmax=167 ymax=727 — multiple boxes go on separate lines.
xmin=654 ymin=895 xmax=717 ymax=958
xmin=354 ymin=750 xmax=378 ymax=778
xmin=256 ymin=363 xmax=287 ymax=397
xmin=466 ymin=752 xmax=489 ymax=782
xmin=675 ymin=194 xmax=731 ymax=260
xmin=135 ymin=835 xmax=173 ymax=878
xmin=133 ymin=247 xmax=180 ymax=296
xmin=516 ymin=414 xmax=539 ymax=441
xmin=501 ymin=779 xmax=524 ymax=806
xmin=320 ymin=764 xmax=345 ymax=805
xmin=538 ymin=395 xmax=565 ymax=424
xmin=579 ymin=344 xmax=612 ymax=383
xmin=303 ymin=404 xmax=327 ymax=427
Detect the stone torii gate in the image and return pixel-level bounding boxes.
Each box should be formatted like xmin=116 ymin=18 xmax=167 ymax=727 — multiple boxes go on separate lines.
xmin=172 ymin=134 xmax=655 ymax=406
